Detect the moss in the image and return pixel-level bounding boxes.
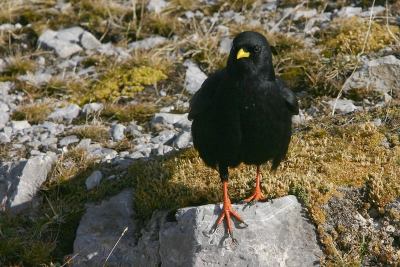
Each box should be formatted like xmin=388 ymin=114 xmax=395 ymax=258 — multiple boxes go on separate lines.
xmin=91 ymin=66 xmax=168 ymax=103
xmin=320 ymin=17 xmax=399 ymax=55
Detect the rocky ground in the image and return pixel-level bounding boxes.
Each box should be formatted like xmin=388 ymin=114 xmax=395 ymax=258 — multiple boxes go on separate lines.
xmin=0 ymin=0 xmax=399 ymax=266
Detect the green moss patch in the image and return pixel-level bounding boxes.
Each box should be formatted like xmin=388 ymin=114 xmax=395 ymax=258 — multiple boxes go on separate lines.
xmin=89 ymin=66 xmax=168 ymax=103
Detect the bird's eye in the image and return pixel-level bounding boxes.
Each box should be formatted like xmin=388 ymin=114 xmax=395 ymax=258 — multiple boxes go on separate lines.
xmin=254 ymin=46 xmax=261 ymax=53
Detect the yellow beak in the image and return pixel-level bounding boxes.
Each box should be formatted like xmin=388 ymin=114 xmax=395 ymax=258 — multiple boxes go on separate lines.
xmin=237 ymin=48 xmax=250 ymax=59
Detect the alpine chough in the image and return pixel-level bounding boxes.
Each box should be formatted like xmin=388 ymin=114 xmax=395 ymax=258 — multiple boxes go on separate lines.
xmin=188 ymin=31 xmax=299 ymax=238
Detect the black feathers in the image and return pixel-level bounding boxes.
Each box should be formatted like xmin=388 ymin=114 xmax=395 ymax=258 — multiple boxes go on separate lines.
xmin=189 ymin=31 xmax=298 ymax=173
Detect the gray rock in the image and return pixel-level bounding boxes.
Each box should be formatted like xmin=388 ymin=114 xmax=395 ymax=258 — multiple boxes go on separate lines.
xmin=360 ymin=6 xmax=386 ymax=17
xmin=0 ymin=23 xmax=15 ymax=32
xmin=10 ymin=120 xmax=31 ymax=133
xmin=128 ymin=195 xmax=322 ymax=266
xmin=48 ymin=104 xmax=80 ymax=123
xmin=59 ymin=135 xmax=80 ymax=147
xmin=85 ymin=170 xmax=103 ymax=190
xmin=183 ymin=60 xmax=207 ymax=94
xmin=82 ymin=102 xmax=104 ymax=115
xmin=293 ymin=9 xmax=317 ymax=21
xmin=41 ymin=137 xmax=58 ymax=150
xmin=87 ymin=147 xmax=118 ymax=162
xmin=219 ymin=37 xmax=232 ymax=54
xmin=112 ymin=124 xmax=126 ymax=141
xmin=261 ymin=1 xmax=278 ymax=11
xmin=147 ymin=0 xmax=169 ymax=13
xmin=160 ymin=106 xmax=174 ymax=113
xmin=38 ymin=29 xmax=83 ymax=58
xmin=173 ymin=126 xmax=191 ymax=149
xmin=56 ymin=26 xmax=84 ymax=43
xmin=38 ymin=132 xmax=49 ymax=142
xmin=2 ymin=126 xmax=12 ymax=137
xmin=97 ymin=42 xmax=117 ymax=56
xmin=30 ymin=150 xmax=42 ymax=156
xmin=70 ymin=189 xmax=137 ymax=266
xmin=164 ymin=196 xmax=322 ymax=266
xmin=56 ymin=55 xmax=85 ymax=69
xmin=18 ymin=135 xmax=31 ymax=143
xmin=41 ymin=121 xmax=65 ymax=136
xmin=127 ymin=36 xmax=168 ymax=51
xmin=153 ymin=145 xmax=174 ymax=156
xmin=324 ymin=99 xmax=359 ymax=114
xmin=75 ymin=138 xmax=92 ymax=150
xmin=126 ymin=151 xmax=144 ymax=159
xmin=118 ymin=151 xmax=130 ymax=158
xmin=343 ymin=55 xmax=400 ymax=95
xmin=151 ymin=113 xmax=189 ymax=127
xmin=0 ymin=81 xmax=14 ymax=94
xmin=0 ymin=155 xmax=54 ymax=212
xmin=292 ymin=109 xmax=312 ymax=124
xmin=138 ymin=147 xmax=151 ymax=157
xmin=151 ymin=130 xmax=176 ymax=145
xmin=0 ymin=103 xmax=9 ymax=112
xmin=174 ymin=116 xmax=191 ymax=128
xmin=184 ymin=11 xmax=195 ymax=19
xmin=0 ymin=111 xmax=10 ymax=125
xmin=0 ymin=132 xmax=10 ymax=143
xmin=222 ymin=11 xmax=245 ymax=23
xmin=127 ymin=210 xmax=170 ymax=266
xmin=125 ymin=124 xmax=143 ymax=133
xmin=38 ymin=27 xmax=100 ymax=58
xmin=17 ymin=72 xmax=52 ymax=86
xmin=337 ymin=6 xmax=362 ymax=18
xmin=80 ymin=30 xmax=101 ymax=50
xmin=26 ymin=140 xmax=42 ymax=149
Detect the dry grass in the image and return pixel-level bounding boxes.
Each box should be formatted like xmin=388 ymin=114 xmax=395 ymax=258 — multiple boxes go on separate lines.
xmin=102 ymin=102 xmax=158 ymax=124
xmin=11 ymin=99 xmax=55 ymax=124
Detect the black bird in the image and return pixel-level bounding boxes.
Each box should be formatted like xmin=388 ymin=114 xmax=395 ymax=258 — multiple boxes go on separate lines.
xmin=188 ymin=31 xmax=299 ymax=237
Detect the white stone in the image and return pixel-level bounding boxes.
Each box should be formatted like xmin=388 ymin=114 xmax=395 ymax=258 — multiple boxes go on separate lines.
xmin=183 ymin=60 xmax=208 ymax=94
xmin=85 ymin=170 xmax=103 ymax=190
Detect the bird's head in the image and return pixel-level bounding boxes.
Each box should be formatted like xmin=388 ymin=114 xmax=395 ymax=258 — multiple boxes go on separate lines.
xmin=227 ymin=31 xmax=275 ymax=81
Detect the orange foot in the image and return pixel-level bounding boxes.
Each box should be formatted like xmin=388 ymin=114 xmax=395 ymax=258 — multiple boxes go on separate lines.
xmin=243 ymin=187 xmax=266 ymax=203
xmin=243 ymin=165 xmax=265 ymax=204
xmin=212 ymin=181 xmax=248 ymax=241
xmin=216 ymin=196 xmax=244 ymax=234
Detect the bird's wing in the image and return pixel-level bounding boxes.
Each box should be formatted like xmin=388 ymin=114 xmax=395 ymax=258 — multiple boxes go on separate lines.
xmin=188 ymin=68 xmax=226 ymax=120
xmin=275 ymin=76 xmax=299 ymax=115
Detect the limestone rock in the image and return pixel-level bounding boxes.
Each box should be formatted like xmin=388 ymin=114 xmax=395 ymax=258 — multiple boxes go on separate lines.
xmin=0 ymin=155 xmax=54 ymax=212
xmin=111 ymin=124 xmax=126 ymax=141
xmin=85 ymin=170 xmax=103 ymax=190
xmin=158 ymin=195 xmax=323 ymax=266
xmin=183 ymin=60 xmax=208 ymax=94
xmin=343 ymin=55 xmax=400 ymax=96
xmin=324 ymin=99 xmax=360 ymax=114
xmin=48 ymin=104 xmax=80 ymax=123
xmin=127 ymin=36 xmax=168 ymax=51
xmin=69 ymin=195 xmax=322 ymax=266
xmin=71 ymin=189 xmax=137 ymax=266
xmin=173 ymin=126 xmax=191 ymax=149
xmin=151 ymin=113 xmax=189 ymax=126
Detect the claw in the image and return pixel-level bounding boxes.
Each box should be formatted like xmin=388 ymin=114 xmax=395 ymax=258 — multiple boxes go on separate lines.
xmin=213 ymin=181 xmax=245 ymax=236
xmin=243 ymin=166 xmax=266 ymax=203
xmin=229 ymin=232 xmax=238 ymax=245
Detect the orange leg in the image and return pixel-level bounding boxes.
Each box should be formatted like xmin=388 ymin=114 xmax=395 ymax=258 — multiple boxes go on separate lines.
xmin=215 ymin=180 xmax=245 ymax=234
xmin=243 ymin=165 xmax=266 ymax=203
